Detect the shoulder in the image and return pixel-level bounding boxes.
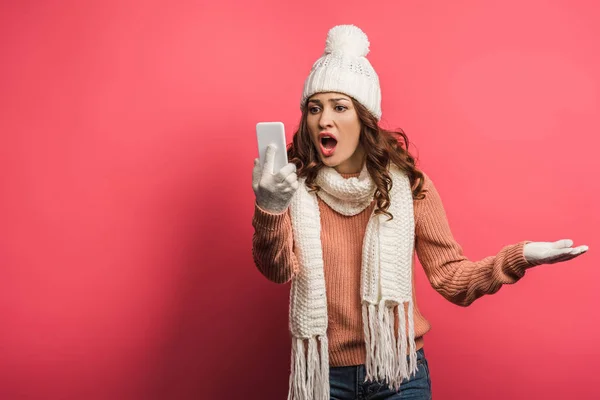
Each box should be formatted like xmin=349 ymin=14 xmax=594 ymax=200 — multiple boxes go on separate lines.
xmin=415 ymin=169 xmax=435 ymax=197
xmin=412 ymin=169 xmax=448 ymax=225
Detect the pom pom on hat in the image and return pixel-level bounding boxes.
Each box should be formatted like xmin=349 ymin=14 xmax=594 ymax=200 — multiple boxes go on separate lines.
xmin=325 ymin=24 xmax=370 ymax=57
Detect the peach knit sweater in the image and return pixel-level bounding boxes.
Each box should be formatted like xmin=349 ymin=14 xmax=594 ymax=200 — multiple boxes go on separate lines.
xmin=251 ymin=170 xmax=533 ymax=367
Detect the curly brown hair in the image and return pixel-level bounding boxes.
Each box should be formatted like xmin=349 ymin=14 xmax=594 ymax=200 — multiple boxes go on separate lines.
xmin=286 ymin=97 xmax=426 ymax=221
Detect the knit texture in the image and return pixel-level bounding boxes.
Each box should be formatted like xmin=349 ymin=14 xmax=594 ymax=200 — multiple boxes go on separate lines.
xmin=285 ymin=162 xmax=417 ymax=398
xmin=301 ymin=25 xmax=382 ymax=121
xmin=251 ymin=169 xmax=534 ymax=383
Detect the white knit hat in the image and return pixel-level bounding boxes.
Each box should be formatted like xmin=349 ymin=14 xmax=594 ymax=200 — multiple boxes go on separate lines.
xmin=301 ymin=24 xmax=382 ymax=121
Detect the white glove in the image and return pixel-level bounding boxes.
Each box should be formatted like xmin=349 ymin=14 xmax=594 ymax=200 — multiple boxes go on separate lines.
xmin=252 ymin=144 xmax=299 ymax=213
xmin=523 ymin=239 xmax=588 ymax=266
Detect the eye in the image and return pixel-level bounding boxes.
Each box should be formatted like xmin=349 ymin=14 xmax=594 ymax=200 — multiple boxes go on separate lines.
xmin=309 ymin=106 xmax=320 ymax=114
xmin=335 ymin=105 xmax=347 ymax=112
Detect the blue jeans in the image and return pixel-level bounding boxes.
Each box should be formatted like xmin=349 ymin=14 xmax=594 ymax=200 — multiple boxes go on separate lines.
xmin=329 ymin=348 xmax=432 ymax=400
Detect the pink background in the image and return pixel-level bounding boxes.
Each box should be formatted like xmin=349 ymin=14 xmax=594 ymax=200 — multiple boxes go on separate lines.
xmin=1 ymin=0 xmax=599 ymax=399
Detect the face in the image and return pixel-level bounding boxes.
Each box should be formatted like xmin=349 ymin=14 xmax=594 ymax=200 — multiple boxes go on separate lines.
xmin=306 ymin=92 xmax=364 ymax=174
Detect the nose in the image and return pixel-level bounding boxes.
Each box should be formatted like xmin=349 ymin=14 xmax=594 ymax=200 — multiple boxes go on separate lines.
xmin=319 ymin=107 xmax=334 ymax=129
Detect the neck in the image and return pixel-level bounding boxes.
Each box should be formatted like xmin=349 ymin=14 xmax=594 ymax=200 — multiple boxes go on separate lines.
xmin=333 ymin=148 xmax=365 ymax=175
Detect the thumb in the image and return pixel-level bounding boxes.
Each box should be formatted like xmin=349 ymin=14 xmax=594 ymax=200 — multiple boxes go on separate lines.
xmin=551 ymin=239 xmax=573 ymax=249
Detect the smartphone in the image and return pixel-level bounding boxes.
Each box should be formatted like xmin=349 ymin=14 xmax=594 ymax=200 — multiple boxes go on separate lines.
xmin=256 ymin=122 xmax=289 ymax=173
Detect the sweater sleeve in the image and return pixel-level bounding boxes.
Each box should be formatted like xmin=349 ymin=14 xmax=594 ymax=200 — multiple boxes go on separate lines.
xmin=251 ymin=202 xmax=299 ymax=284
xmin=414 ymin=172 xmax=534 ymax=307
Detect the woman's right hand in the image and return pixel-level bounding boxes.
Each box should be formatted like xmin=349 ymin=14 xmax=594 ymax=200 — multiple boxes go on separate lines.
xmin=252 ymin=144 xmax=299 ymax=214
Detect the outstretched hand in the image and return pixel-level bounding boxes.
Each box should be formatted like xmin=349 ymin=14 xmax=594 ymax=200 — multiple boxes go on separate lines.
xmin=523 ymin=239 xmax=588 ymax=266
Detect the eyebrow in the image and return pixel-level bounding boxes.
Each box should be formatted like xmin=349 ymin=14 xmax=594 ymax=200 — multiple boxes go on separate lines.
xmin=307 ymin=98 xmax=350 ymax=104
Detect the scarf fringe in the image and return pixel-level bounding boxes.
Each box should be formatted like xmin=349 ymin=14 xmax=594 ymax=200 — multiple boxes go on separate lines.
xmin=288 ymin=335 xmax=330 ymax=400
xmin=362 ymin=300 xmax=418 ymax=392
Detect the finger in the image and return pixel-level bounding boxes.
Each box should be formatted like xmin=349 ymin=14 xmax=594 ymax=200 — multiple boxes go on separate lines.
xmin=572 ymin=245 xmax=589 ymax=255
xmin=275 ymin=162 xmax=297 ymax=182
xmin=278 ymin=163 xmax=296 ymax=178
xmin=263 ymin=144 xmax=277 ymax=175
xmin=551 ymin=239 xmax=573 ymax=249
xmin=284 ymin=172 xmax=297 ymax=184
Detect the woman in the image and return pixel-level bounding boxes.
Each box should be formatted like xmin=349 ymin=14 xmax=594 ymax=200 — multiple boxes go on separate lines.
xmin=251 ymin=25 xmax=588 ymax=400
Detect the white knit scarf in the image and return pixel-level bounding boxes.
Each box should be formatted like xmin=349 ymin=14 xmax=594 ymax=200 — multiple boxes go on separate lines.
xmin=287 ymin=162 xmax=417 ymax=400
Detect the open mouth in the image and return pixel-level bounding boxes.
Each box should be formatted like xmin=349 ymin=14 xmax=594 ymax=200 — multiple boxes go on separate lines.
xmin=319 ymin=136 xmax=338 ymax=156
xmin=321 ymin=136 xmax=337 ymax=149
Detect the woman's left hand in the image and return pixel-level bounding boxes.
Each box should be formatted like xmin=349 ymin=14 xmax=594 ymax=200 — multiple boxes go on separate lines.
xmin=523 ymin=239 xmax=588 ymax=266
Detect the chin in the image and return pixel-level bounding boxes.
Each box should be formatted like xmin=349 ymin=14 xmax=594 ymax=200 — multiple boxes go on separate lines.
xmin=321 ymin=157 xmax=347 ymax=169
xmin=320 ymin=155 xmax=338 ymax=166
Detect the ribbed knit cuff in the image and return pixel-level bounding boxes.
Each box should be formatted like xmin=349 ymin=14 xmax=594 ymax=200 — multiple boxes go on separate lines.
xmin=504 ymin=240 xmax=535 ymax=279
xmin=252 ymin=202 xmax=290 ymax=232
